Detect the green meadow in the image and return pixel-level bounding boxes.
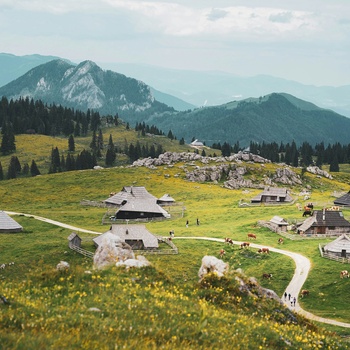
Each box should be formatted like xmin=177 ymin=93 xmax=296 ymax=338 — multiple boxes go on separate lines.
xmin=1 ymin=134 xmax=350 ymax=348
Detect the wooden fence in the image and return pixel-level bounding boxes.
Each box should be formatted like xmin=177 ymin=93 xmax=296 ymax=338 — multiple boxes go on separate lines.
xmin=319 ymin=244 xmax=350 ymax=264
xmin=68 ymin=236 xmax=178 ymax=258
xmin=69 ymin=243 xmax=94 ymax=259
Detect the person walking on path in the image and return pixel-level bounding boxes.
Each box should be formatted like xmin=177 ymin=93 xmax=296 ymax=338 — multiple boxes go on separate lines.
xmin=284 ymin=292 xmax=287 ymax=300
xmin=293 ymin=297 xmax=296 ymax=307
xmin=196 ymin=218 xmax=200 ymax=225
xmin=288 ymin=293 xmax=291 ymax=301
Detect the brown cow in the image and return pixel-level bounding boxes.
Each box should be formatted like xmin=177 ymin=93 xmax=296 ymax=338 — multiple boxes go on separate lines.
xmin=225 ymin=237 xmax=234 ymax=245
xmin=258 ymin=248 xmax=270 ymax=254
xmin=247 ymin=233 xmax=256 ymax=239
xmin=340 ymin=270 xmax=350 ymax=279
xmin=300 ymin=289 xmax=309 ymax=297
xmin=278 ymin=238 xmax=284 ymax=244
xmin=262 ymin=273 xmax=273 ymax=279
xmin=240 ymin=242 xmax=250 ymax=249
xmin=219 ymin=249 xmax=226 ymax=258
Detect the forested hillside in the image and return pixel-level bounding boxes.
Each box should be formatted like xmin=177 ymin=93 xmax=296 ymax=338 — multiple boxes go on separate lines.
xmin=147 ymin=93 xmax=350 ymax=146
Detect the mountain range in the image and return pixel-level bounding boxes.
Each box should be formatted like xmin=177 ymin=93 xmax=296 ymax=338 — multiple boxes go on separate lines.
xmin=1 ymin=54 xmax=350 ymax=146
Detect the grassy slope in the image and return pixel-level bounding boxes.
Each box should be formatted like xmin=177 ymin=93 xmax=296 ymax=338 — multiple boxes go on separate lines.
xmin=0 ymin=158 xmax=350 ymax=349
xmin=1 ymin=133 xmax=350 ymax=348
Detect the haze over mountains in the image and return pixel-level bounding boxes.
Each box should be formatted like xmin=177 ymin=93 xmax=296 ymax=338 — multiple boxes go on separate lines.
xmin=1 ymin=53 xmax=350 ymax=147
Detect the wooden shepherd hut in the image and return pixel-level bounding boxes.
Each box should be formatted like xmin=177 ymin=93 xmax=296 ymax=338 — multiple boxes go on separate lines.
xmin=323 ymin=234 xmax=350 ymax=258
xmin=157 ymin=194 xmax=176 ymax=206
xmin=251 ymin=187 xmax=293 ymax=204
xmin=298 ymin=209 xmax=350 ymax=236
xmin=0 ymin=211 xmax=23 ymax=233
xmin=93 ymin=224 xmax=159 ymax=250
xmin=104 ymin=186 xmax=170 ymax=220
xmin=269 ymin=216 xmax=289 ymax=232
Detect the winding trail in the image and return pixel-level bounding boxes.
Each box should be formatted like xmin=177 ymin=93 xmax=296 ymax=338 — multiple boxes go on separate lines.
xmin=6 ymin=211 xmax=350 ymax=328
xmin=174 ymin=236 xmax=350 ymax=329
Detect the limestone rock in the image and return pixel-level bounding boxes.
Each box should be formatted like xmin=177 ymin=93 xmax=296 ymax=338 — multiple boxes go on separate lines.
xmin=198 ymin=255 xmax=229 ymax=280
xmin=93 ymin=236 xmax=134 ymax=270
xmin=56 ymin=261 xmax=70 ymax=271
xmin=307 ymin=166 xmax=333 ymax=179
xmin=116 ymin=255 xmax=151 ymax=269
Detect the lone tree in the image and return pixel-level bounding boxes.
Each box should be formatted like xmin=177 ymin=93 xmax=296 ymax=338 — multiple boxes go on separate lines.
xmin=105 ymin=134 xmax=116 ymax=166
xmin=68 ymin=134 xmax=75 ymax=152
xmin=30 ymin=160 xmax=41 ymax=176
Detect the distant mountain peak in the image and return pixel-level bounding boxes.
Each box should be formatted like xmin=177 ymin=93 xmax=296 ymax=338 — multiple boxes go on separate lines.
xmin=0 ymin=58 xmax=173 ymax=119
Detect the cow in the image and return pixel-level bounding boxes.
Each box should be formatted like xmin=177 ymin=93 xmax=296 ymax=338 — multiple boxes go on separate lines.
xmin=302 ymin=206 xmax=313 ymax=217
xmin=340 ymin=270 xmax=350 ymax=279
xmin=300 ymin=289 xmax=309 ymax=297
xmin=258 ymin=248 xmax=270 ymax=254
xmin=278 ymin=238 xmax=284 ymax=244
xmin=262 ymin=273 xmax=273 ymax=279
xmin=240 ymin=242 xmax=250 ymax=249
xmin=247 ymin=233 xmax=256 ymax=240
xmin=219 ymin=249 xmax=226 ymax=258
xmin=225 ymin=237 xmax=234 ymax=245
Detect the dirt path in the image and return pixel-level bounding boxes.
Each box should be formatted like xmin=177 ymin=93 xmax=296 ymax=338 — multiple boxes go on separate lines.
xmin=175 ymin=236 xmax=350 ymax=328
xmin=5 ymin=211 xmax=101 ymax=235
xmin=6 ymin=211 xmax=350 ymax=328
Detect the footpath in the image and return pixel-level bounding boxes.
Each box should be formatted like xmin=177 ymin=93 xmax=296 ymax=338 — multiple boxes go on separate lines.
xmin=6 ymin=211 xmax=350 ymax=328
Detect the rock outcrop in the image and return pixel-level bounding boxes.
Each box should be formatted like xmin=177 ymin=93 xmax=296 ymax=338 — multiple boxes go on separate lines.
xmin=198 ymin=255 xmax=229 ymax=280
xmin=93 ymin=236 xmax=134 ymax=270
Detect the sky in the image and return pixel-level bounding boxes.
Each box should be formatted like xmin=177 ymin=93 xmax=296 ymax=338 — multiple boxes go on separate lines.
xmin=1 ymin=0 xmax=350 ymax=86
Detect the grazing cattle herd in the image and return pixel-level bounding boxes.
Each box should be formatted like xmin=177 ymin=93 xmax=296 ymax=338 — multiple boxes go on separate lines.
xmin=218 ymin=202 xmax=350 ymax=309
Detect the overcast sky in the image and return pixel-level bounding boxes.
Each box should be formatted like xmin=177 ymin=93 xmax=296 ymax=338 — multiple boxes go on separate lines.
xmin=1 ymin=0 xmax=349 ymax=86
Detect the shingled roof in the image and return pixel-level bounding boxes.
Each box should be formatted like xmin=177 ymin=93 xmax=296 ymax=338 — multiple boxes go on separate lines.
xmin=334 ymin=191 xmax=350 ymax=206
xmin=157 ymin=194 xmax=175 ymax=204
xmin=324 ymin=234 xmax=350 ymax=253
xmin=104 ymin=186 xmax=170 ymax=219
xmin=0 ymin=211 xmax=23 ymax=233
xmin=251 ymin=187 xmax=293 ymax=203
xmin=93 ymin=224 xmax=159 ymax=249
xmin=104 ymin=186 xmax=157 ymax=206
xmin=298 ymin=209 xmax=350 ymax=232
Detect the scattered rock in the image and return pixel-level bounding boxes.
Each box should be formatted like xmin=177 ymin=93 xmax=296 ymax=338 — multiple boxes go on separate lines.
xmin=116 ymin=255 xmax=151 ymax=269
xmin=56 ymin=261 xmax=70 ymax=271
xmin=198 ymin=255 xmax=229 ymax=280
xmin=306 ymin=166 xmax=333 ymax=179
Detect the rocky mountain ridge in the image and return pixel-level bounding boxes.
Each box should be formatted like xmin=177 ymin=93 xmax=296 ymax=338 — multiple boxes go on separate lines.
xmin=131 ymin=151 xmax=332 ymax=190
xmin=0 ymin=59 xmax=173 ymax=120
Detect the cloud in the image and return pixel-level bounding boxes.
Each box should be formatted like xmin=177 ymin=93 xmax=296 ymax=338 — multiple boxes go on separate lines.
xmin=206 ymin=8 xmax=229 ymax=22
xmin=269 ymin=11 xmax=293 ymax=23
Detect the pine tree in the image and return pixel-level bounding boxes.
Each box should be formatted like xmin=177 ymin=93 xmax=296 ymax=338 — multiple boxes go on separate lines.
xmin=22 ymin=163 xmax=29 ymax=176
xmin=66 ymin=153 xmax=76 ymax=171
xmin=105 ymin=134 xmax=116 ymax=166
xmin=0 ymin=121 xmax=16 ymax=154
xmin=90 ymin=130 xmax=97 ymax=152
xmin=329 ymin=154 xmax=339 ymax=172
xmin=179 ymin=137 xmax=185 ymax=145
xmin=30 ymin=160 xmax=40 ymax=176
xmin=7 ymin=156 xmax=18 ymax=179
xmin=49 ymin=147 xmax=61 ymax=173
xmin=68 ymin=134 xmax=75 ymax=152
